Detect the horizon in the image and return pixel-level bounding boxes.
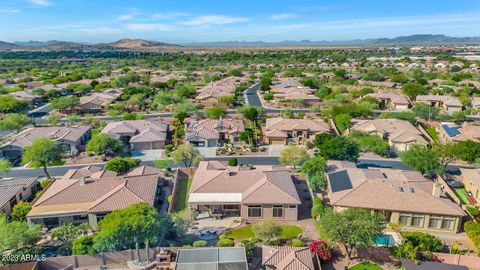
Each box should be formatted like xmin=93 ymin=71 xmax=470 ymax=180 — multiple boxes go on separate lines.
xmin=0 ymin=0 xmax=480 ymax=43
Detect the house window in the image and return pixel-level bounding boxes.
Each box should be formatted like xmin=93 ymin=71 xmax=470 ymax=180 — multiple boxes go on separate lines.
xmin=428 ymin=216 xmax=441 ymax=229
xmin=273 ymin=205 xmax=283 ymax=218
xmin=399 ymin=214 xmax=411 ymax=226
xmin=411 ymin=215 xmax=424 ymax=228
xmin=441 ymin=219 xmax=454 ymax=230
xmin=248 ymin=205 xmax=262 ymax=218
xmin=289 ymin=205 xmax=297 ymax=208
xmin=223 ymin=205 xmax=240 ymax=210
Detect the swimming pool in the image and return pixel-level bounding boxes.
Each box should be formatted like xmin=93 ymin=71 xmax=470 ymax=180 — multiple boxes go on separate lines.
xmin=375 ymin=234 xmax=396 ymax=247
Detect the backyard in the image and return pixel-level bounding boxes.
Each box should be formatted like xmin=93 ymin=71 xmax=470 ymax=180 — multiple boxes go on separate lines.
xmin=173 ymin=178 xmax=192 ymax=212
xmin=425 ymin=127 xmax=439 ymax=143
xmin=349 ymin=262 xmax=384 ymax=270
xmin=223 ymin=224 xmax=303 ymax=240
xmin=454 ymin=187 xmax=471 ymax=205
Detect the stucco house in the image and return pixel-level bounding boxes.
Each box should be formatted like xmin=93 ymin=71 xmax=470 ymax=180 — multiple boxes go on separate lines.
xmin=185 ymin=118 xmax=244 ymax=147
xmin=366 ymin=93 xmax=410 ymax=110
xmin=101 ymin=120 xmax=169 ymax=150
xmin=416 ymin=95 xmax=463 ymax=115
xmin=0 ymin=125 xmax=92 ymax=160
xmin=326 ymin=161 xmax=465 ymax=233
xmin=188 ymin=161 xmax=301 ymax=221
xmin=439 ymin=122 xmax=480 ymax=144
xmin=0 ymin=177 xmax=40 ymax=215
xmin=78 ymin=89 xmax=121 ymax=113
xmin=263 ymin=117 xmax=331 ymax=145
xmin=459 ymin=168 xmax=480 ymax=207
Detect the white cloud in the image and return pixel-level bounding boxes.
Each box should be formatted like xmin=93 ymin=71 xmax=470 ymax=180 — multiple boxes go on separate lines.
xmin=0 ymin=8 xmax=21 ymax=13
xmin=270 ymin=13 xmax=297 ymax=20
xmin=28 ymin=0 xmax=53 ymax=7
xmin=117 ymin=8 xmax=140 ymax=21
xmin=151 ymin=12 xmax=187 ymax=20
xmin=126 ymin=23 xmax=172 ymax=32
xmin=182 ymin=15 xmax=249 ymax=26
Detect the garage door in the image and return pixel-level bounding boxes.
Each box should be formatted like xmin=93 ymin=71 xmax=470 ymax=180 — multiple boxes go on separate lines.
xmin=269 ymin=139 xmax=285 ymax=145
xmin=133 ymin=142 xmax=152 ymax=150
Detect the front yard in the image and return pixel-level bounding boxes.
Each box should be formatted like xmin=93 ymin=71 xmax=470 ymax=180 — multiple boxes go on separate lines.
xmin=223 ymin=224 xmax=303 ymax=240
xmin=349 ymin=262 xmax=384 ymax=270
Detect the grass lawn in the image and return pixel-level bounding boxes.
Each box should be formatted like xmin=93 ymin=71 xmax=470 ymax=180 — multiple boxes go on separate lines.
xmin=426 ymin=128 xmax=439 ymax=142
xmin=91 ymin=128 xmax=100 ymax=138
xmin=224 ymin=225 xmax=303 ymax=240
xmin=173 ymin=178 xmax=192 ymax=212
xmin=454 ymin=187 xmax=471 ymax=205
xmin=349 ymin=262 xmax=384 ymax=270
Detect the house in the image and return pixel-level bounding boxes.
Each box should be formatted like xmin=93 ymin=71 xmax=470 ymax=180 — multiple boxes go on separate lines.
xmin=195 ymin=76 xmax=244 ymax=107
xmin=27 ymin=165 xmax=164 ymax=229
xmin=0 ymin=125 xmax=92 ymax=160
xmin=78 ymin=89 xmax=121 ymax=113
xmin=101 ymin=120 xmax=169 ymax=150
xmin=349 ymin=119 xmax=429 ymax=152
xmin=459 ymin=168 xmax=480 ymax=206
xmin=185 ymin=118 xmax=244 ymax=147
xmin=251 ymin=246 xmax=318 ymax=270
xmin=263 ymin=117 xmax=331 ymax=145
xmin=326 ymin=161 xmax=465 ymax=233
xmin=10 ymin=90 xmax=43 ymax=105
xmin=188 ymin=161 xmax=301 ymax=221
xmin=0 ymin=177 xmax=40 ymax=215
xmin=366 ymin=93 xmax=410 ymax=110
xmin=175 ymin=247 xmax=248 ymax=270
xmin=438 ymin=122 xmax=480 ymax=143
xmin=400 ymin=259 xmax=469 ymax=270
xmin=269 ymin=81 xmax=320 ymax=106
xmin=473 ymin=97 xmax=480 ymax=109
xmin=416 ymin=95 xmax=463 ymax=114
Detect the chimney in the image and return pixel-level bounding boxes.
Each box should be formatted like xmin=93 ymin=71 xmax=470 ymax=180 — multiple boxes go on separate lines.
xmin=432 ymin=182 xmax=441 ymax=197
xmin=79 ymin=177 xmax=86 ymax=186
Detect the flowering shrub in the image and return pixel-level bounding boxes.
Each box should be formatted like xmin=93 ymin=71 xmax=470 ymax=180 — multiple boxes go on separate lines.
xmin=309 ymin=240 xmax=333 ymax=261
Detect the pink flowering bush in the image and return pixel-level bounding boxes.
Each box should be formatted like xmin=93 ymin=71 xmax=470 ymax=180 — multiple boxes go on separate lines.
xmin=309 ymin=240 xmax=333 ymax=261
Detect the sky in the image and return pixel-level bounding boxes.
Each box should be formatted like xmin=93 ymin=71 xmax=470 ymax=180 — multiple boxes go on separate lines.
xmin=1 ymin=0 xmax=480 ymax=43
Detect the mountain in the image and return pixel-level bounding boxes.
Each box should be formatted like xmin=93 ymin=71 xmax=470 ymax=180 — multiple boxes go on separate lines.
xmin=94 ymin=38 xmax=180 ymax=50
xmin=0 ymin=41 xmax=21 ymax=50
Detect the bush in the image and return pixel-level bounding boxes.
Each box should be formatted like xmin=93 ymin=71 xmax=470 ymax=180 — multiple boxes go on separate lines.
xmin=401 ymin=231 xmax=443 ymax=252
xmin=311 ymin=197 xmax=325 ymax=219
xmin=467 ymin=206 xmax=480 ymax=217
xmin=72 ymin=235 xmax=94 ymax=255
xmin=228 ymin=157 xmax=238 ymax=166
xmin=105 ymin=157 xmax=141 ymax=174
xmin=216 ymin=238 xmax=234 ymax=247
xmin=464 ymin=220 xmax=480 ymax=255
xmin=288 ymin=239 xmax=305 ymax=247
xmin=264 ymin=92 xmax=274 ymax=101
xmin=165 ymin=144 xmax=174 ymax=154
xmin=193 ymin=240 xmax=208 ymax=247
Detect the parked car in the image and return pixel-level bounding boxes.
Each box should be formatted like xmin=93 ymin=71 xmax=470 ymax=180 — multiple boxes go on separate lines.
xmin=446 ymin=180 xmax=464 ymax=188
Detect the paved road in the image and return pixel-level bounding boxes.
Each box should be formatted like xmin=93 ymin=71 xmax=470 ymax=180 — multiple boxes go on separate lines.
xmin=245 ymin=83 xmax=311 ymax=113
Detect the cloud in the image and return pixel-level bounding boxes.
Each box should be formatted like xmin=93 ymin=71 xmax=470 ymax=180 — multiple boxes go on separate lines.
xmin=117 ymin=8 xmax=140 ymax=21
xmin=270 ymin=13 xmax=297 ymax=20
xmin=0 ymin=8 xmax=21 ymax=13
xmin=28 ymin=0 xmax=53 ymax=7
xmin=182 ymin=15 xmax=249 ymax=26
xmin=151 ymin=12 xmax=187 ymax=20
xmin=126 ymin=23 xmax=172 ymax=32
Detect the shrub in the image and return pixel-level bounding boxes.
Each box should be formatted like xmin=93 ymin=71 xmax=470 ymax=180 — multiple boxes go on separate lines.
xmin=309 ymin=240 xmax=333 ymax=261
xmin=464 ymin=221 xmax=480 ymax=255
xmin=401 ymin=231 xmax=443 ymax=252
xmin=467 ymin=206 xmax=480 ymax=217
xmin=193 ymin=240 xmax=208 ymax=247
xmin=216 ymin=239 xmax=234 ymax=247
xmin=165 ymin=144 xmax=174 ymax=154
xmin=228 ymin=157 xmax=238 ymax=166
xmin=72 ymin=235 xmax=94 ymax=255
xmin=288 ymin=239 xmax=305 ymax=247
xmin=264 ymin=92 xmax=274 ymax=101
xmin=311 ymin=197 xmax=325 ymax=219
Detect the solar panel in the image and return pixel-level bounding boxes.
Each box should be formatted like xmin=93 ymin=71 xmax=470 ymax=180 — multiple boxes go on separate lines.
xmin=441 ymin=124 xmax=461 ymax=137
xmin=329 ymin=170 xmax=353 ymax=192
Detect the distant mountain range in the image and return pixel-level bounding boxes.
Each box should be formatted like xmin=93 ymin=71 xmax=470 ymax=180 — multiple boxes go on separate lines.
xmin=1 ymin=35 xmax=480 ymax=51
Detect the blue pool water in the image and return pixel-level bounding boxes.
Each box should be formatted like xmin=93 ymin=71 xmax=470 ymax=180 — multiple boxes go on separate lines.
xmin=375 ymin=234 xmax=396 ymax=247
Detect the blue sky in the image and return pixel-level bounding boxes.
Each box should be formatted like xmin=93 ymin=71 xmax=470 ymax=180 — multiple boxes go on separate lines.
xmin=1 ymin=0 xmax=480 ymax=43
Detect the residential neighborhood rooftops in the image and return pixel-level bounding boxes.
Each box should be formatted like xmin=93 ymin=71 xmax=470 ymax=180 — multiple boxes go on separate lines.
xmin=326 ymin=161 xmax=465 ymax=217
xmin=257 ymin=246 xmax=315 ymax=270
xmin=350 ymin=118 xmax=429 ymax=144
xmin=440 ymin=122 xmax=480 ymax=143
xmin=416 ymin=95 xmax=463 ymax=107
xmin=102 ymin=120 xmax=168 ymax=142
xmin=0 ymin=177 xmax=39 ymax=208
xmin=185 ymin=118 xmax=244 ymax=141
xmin=264 ymin=118 xmax=330 ymax=138
xmin=188 ymin=161 xmax=300 ymax=205
xmin=175 ymin=247 xmax=248 ymax=270
xmin=367 ymin=93 xmax=410 ymax=105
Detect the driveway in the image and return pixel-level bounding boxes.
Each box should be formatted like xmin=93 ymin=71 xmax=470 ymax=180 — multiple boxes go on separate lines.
xmin=267 ymin=145 xmax=286 ymax=157
xmin=197 ymin=147 xmax=217 ymax=157
xmin=130 ymin=149 xmax=165 ymax=161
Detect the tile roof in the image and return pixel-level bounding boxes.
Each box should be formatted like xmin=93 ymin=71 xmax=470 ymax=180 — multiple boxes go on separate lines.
xmin=1 ymin=125 xmax=92 ymax=149
xmin=367 ymin=93 xmax=410 ymax=105
xmin=351 ymin=119 xmax=428 ymax=144
xmin=196 ymin=76 xmax=245 ymax=101
xmin=440 ymin=122 xmax=480 ymax=143
xmin=185 ymin=119 xmax=244 ymax=140
xmin=0 ymin=177 xmax=39 ymax=208
xmin=326 ymin=162 xmax=465 ymax=217
xmin=260 ymin=246 xmax=315 ymax=270
xmin=416 ymin=95 xmax=463 ymax=107
xmin=264 ymin=118 xmax=330 ymax=138
xmin=189 ymin=161 xmax=300 ymax=205
xmin=28 ymin=165 xmax=161 ymax=217
xmin=102 ymin=120 xmax=168 ymax=142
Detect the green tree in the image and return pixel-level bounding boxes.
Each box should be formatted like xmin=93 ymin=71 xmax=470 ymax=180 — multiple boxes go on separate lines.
xmin=454 ymin=140 xmax=480 ymax=163
xmin=252 ymin=219 xmax=282 ymax=242
xmin=334 ymin=113 xmax=351 ymax=134
xmin=0 ymin=159 xmax=11 ymax=178
xmin=402 ymin=82 xmax=428 ymax=98
xmin=348 ymin=131 xmax=390 ymax=157
xmin=49 ymin=96 xmax=80 ymax=113
xmin=72 ymin=235 xmax=94 ymax=255
xmin=264 ymin=92 xmax=274 ymax=101
xmin=0 ymin=113 xmax=31 ymax=133
xmin=314 ymin=133 xmax=359 ymax=162
xmin=412 ymin=103 xmax=440 ymax=120
xmin=228 ymin=157 xmax=238 ymax=166
xmin=171 ymin=209 xmax=195 ymax=234
xmin=45 ymin=113 xmax=62 ymax=126
xmin=218 ymin=95 xmax=235 ymax=107
xmin=172 ymin=144 xmax=203 ymax=167
xmin=400 ymin=144 xmax=443 ymax=178
xmin=301 ymin=156 xmax=327 ymax=190
xmin=0 ymin=213 xmax=42 ymax=252
xmin=22 ymin=137 xmax=64 ymax=179
xmin=278 ymin=144 xmax=309 ymax=169
xmin=105 ymin=157 xmax=141 ymax=174
xmin=86 ymin=133 xmax=123 ymax=156
xmin=204 ymin=106 xmax=227 ymax=119
xmin=51 ymin=223 xmax=80 ymax=255
xmin=11 ymin=201 xmax=32 ymax=222
xmin=320 ymin=208 xmax=385 ymax=259
xmin=0 ymin=96 xmax=29 ymax=113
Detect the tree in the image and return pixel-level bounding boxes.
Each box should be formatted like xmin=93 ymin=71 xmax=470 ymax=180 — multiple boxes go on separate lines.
xmin=400 ymin=144 xmax=443 ymax=178
xmin=49 ymin=96 xmax=80 ymax=113
xmin=320 ymin=208 xmax=385 ymax=259
xmin=278 ymin=144 xmax=309 ymax=169
xmin=454 ymin=140 xmax=480 ymax=163
xmin=11 ymin=201 xmax=32 ymax=221
xmin=0 ymin=113 xmax=31 ymax=133
xmin=204 ymin=106 xmax=227 ymax=119
xmin=22 ymin=137 xmax=64 ymax=179
xmin=172 ymin=144 xmax=202 ymax=167
xmin=51 ymin=223 xmax=80 ymax=255
xmin=0 ymin=213 xmax=42 ymax=252
xmin=402 ymin=82 xmax=428 ymax=98
xmin=314 ymin=133 xmax=359 ymax=162
xmin=218 ymin=95 xmax=235 ymax=107
xmin=93 ymin=203 xmax=170 ymax=262
xmin=348 ymin=131 xmax=390 ymax=157
xmin=301 ymin=156 xmax=327 ymax=190
xmin=86 ymin=133 xmax=123 ymax=156
xmin=412 ymin=103 xmax=440 ymax=120
xmin=0 ymin=159 xmax=11 ymax=178
xmin=281 ymin=109 xmax=294 ymax=118
xmin=105 ymin=157 xmax=141 ymax=174
xmin=334 ymin=113 xmax=351 ymax=134
xmin=171 ymin=209 xmax=195 ymax=234
xmin=72 ymin=235 xmax=94 ymax=255
xmin=0 ymin=96 xmax=29 ymax=113
xmin=264 ymin=92 xmax=274 ymax=101
xmin=228 ymin=157 xmax=238 ymax=166
xmin=252 ymin=219 xmax=281 ymax=242
xmin=45 ymin=113 xmax=62 ymax=126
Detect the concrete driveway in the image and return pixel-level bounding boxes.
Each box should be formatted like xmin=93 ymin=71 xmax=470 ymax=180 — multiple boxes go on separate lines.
xmin=131 ymin=149 xmax=165 ymax=161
